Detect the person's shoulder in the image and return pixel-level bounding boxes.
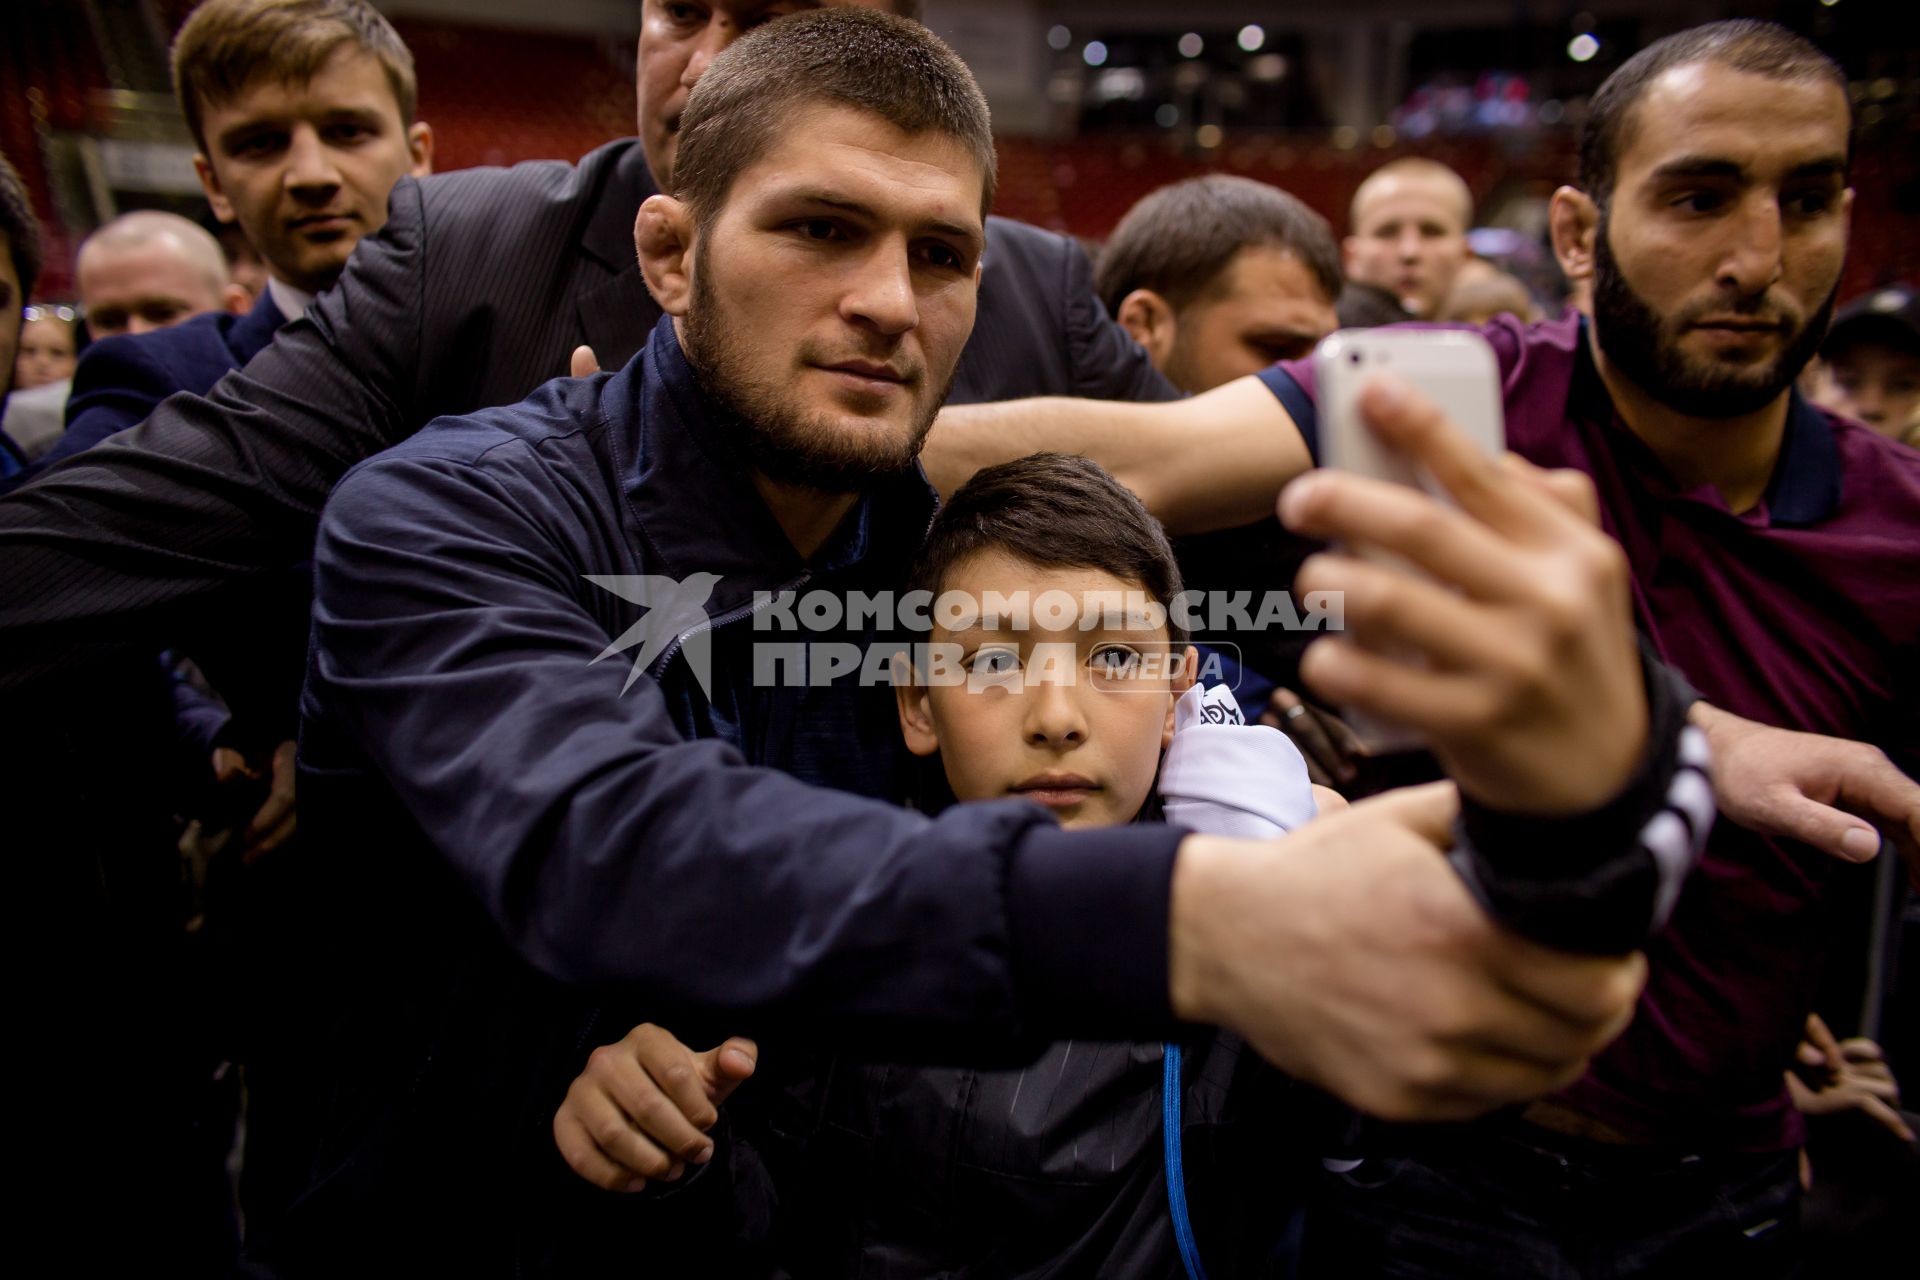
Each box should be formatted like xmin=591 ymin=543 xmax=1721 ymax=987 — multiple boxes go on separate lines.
xmin=982 ymin=215 xmax=1082 ymax=283
xmin=1828 ymin=410 xmax=1920 ymax=503
xmin=332 ymin=372 xmax=611 ymax=505
xmin=414 ymin=138 xmax=644 ymax=222
xmin=74 ymin=311 xmax=245 ymax=388
xmin=984 ymin=214 xmax=1071 ymax=254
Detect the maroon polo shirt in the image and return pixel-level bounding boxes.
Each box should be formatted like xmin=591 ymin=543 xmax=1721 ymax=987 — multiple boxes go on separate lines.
xmin=1261 ymin=312 xmax=1920 ymax=1150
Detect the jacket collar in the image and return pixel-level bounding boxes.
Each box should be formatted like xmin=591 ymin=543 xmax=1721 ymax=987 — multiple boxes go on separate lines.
xmin=576 ymin=140 xmax=666 ymax=373
xmin=231 ymin=286 xmax=289 ymax=363
xmin=607 ymin=315 xmax=938 ymax=619
xmin=1572 ymin=316 xmax=1841 ymax=525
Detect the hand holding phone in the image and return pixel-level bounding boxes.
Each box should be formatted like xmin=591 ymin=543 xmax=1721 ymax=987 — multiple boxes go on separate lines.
xmin=1282 ymin=336 xmax=1646 ymax=817
xmin=1310 ymin=329 xmax=1506 ymax=750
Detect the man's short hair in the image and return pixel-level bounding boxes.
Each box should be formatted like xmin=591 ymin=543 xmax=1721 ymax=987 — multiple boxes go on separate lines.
xmin=1579 ymin=19 xmax=1848 ymax=209
xmin=0 ymin=153 xmax=42 ymax=301
xmin=907 ymin=453 xmax=1188 ymax=645
xmin=78 ymin=210 xmax=230 ymax=294
xmin=172 ymin=0 xmax=418 ymax=152
xmin=1095 ymin=175 xmax=1341 ymax=318
xmin=1347 ymin=158 xmax=1473 ymax=231
xmin=673 ymin=8 xmax=995 ymax=226
xmin=1336 ymin=280 xmax=1414 ymax=329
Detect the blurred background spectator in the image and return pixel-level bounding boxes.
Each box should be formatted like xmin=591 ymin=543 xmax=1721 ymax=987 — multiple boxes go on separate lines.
xmin=4 ymin=300 xmax=80 ymax=457
xmin=1806 ymin=283 xmax=1920 ymax=446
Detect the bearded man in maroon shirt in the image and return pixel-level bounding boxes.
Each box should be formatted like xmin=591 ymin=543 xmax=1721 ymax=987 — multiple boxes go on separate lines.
xmin=923 ymin=20 xmax=1919 ymax=1276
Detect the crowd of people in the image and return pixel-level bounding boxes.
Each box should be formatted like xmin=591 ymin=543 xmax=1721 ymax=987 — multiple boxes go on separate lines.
xmin=0 ymin=1 xmax=1916 ymax=1276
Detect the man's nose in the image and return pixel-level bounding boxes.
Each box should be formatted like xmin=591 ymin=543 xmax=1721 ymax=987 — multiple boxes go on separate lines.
xmin=1397 ymin=227 xmax=1424 ymax=260
xmin=1717 ymin=197 xmax=1786 ymax=297
xmin=285 ymin=125 xmax=342 ymax=195
xmin=681 ymin=19 xmax=740 ymax=88
xmin=843 ymin=242 xmax=919 ymax=336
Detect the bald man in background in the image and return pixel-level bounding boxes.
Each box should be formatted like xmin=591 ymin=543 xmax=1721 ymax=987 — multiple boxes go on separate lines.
xmin=0 ymin=211 xmax=249 ymax=467
xmin=75 ymin=209 xmax=249 ymax=336
xmin=1343 ymin=157 xmax=1474 ymax=318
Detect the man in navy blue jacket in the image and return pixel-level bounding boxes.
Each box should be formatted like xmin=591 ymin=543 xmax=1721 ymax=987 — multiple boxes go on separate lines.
xmin=282 ymin=11 xmax=1671 ymax=1273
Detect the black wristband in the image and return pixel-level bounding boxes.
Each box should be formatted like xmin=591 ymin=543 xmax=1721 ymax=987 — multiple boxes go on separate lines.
xmin=1448 ymin=645 xmax=1711 ymax=954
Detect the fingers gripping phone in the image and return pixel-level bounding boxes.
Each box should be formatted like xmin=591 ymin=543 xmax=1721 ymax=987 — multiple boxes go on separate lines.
xmin=1313 ymin=328 xmax=1507 ymax=752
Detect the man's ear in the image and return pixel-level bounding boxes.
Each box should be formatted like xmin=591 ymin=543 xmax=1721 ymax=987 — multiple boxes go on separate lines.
xmin=1161 ymin=644 xmax=1199 ymax=749
xmin=1116 ymin=289 xmax=1177 ymax=369
xmin=1341 ymin=235 xmax=1361 ymax=279
xmin=893 ymin=653 xmax=941 ymax=758
xmin=1549 ymin=186 xmax=1599 ymax=287
xmin=406 ymin=121 xmax=434 ymax=178
xmin=636 ymin=193 xmax=696 ymax=317
xmin=193 ymin=154 xmax=236 ymax=225
xmin=222 ymin=283 xmax=252 ymax=315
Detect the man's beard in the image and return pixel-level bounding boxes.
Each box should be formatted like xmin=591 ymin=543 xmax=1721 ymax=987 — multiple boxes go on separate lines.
xmin=1591 ymin=210 xmax=1835 ymax=420
xmin=680 ymin=254 xmax=954 ymax=494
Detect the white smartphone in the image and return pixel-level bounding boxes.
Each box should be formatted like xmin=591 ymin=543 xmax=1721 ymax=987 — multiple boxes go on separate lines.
xmin=1312 ymin=328 xmax=1507 ymax=753
xmin=1315 ymin=327 xmax=1506 ymax=492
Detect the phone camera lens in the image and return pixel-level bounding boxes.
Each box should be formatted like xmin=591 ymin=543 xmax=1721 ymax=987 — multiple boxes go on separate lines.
xmin=1348 ymin=351 xmax=1362 ymax=364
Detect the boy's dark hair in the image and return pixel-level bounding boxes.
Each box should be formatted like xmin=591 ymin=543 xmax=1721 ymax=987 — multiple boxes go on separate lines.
xmin=909 ymin=453 xmax=1187 ymax=643
xmin=1096 ymin=175 xmax=1341 ymax=317
xmin=674 ymin=8 xmax=995 ymax=226
xmin=0 ymin=153 xmax=42 ymax=302
xmin=1579 ymin=20 xmax=1848 ymax=210
xmin=172 ymin=0 xmax=418 ymax=152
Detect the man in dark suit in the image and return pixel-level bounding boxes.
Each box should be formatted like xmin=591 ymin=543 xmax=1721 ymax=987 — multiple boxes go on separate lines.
xmin=0 ymin=3 xmax=433 ymax=1265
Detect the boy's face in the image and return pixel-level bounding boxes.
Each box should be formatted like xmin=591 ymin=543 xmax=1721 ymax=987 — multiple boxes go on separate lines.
xmin=193 ymin=45 xmax=432 ymax=294
xmin=895 ymin=550 xmax=1195 ymax=831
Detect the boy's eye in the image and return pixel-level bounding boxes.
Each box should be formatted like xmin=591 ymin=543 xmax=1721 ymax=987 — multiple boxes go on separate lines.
xmin=1090 ymin=646 xmax=1140 ymax=679
xmin=967 ymin=647 xmax=1021 ymax=677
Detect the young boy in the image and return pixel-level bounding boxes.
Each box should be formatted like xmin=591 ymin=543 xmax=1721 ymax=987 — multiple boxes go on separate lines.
xmin=554 ymin=453 xmax=1341 ymax=1277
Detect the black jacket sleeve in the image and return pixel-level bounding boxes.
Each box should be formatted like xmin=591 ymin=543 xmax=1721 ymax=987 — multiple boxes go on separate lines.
xmin=307 ymin=447 xmax=1185 ymax=1048
xmin=0 ymin=176 xmax=435 ymax=690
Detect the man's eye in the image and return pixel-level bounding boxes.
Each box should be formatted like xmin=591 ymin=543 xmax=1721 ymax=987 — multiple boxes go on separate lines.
xmin=324 ymin=123 xmax=372 ymax=144
xmin=230 ymin=133 xmax=284 ymax=157
xmin=1672 ymin=190 xmax=1725 ymax=214
xmin=662 ymin=2 xmax=704 ymax=25
xmin=1090 ymin=646 xmax=1140 ymax=678
xmin=1784 ymin=189 xmax=1836 ymax=217
xmin=1254 ymin=338 xmax=1314 ymax=363
xmin=796 ymin=219 xmax=844 ymax=242
xmin=920 ymin=243 xmax=966 ymax=271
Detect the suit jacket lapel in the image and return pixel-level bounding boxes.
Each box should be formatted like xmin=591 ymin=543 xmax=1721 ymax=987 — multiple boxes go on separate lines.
xmin=575 ymin=140 xmax=666 ymax=372
xmin=577 ymin=267 xmax=662 ymax=373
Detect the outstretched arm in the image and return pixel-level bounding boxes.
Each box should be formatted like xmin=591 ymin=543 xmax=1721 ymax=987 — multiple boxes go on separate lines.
xmin=0 ymin=177 xmax=434 ymax=690
xmin=923 ymin=374 xmax=1310 ymax=534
